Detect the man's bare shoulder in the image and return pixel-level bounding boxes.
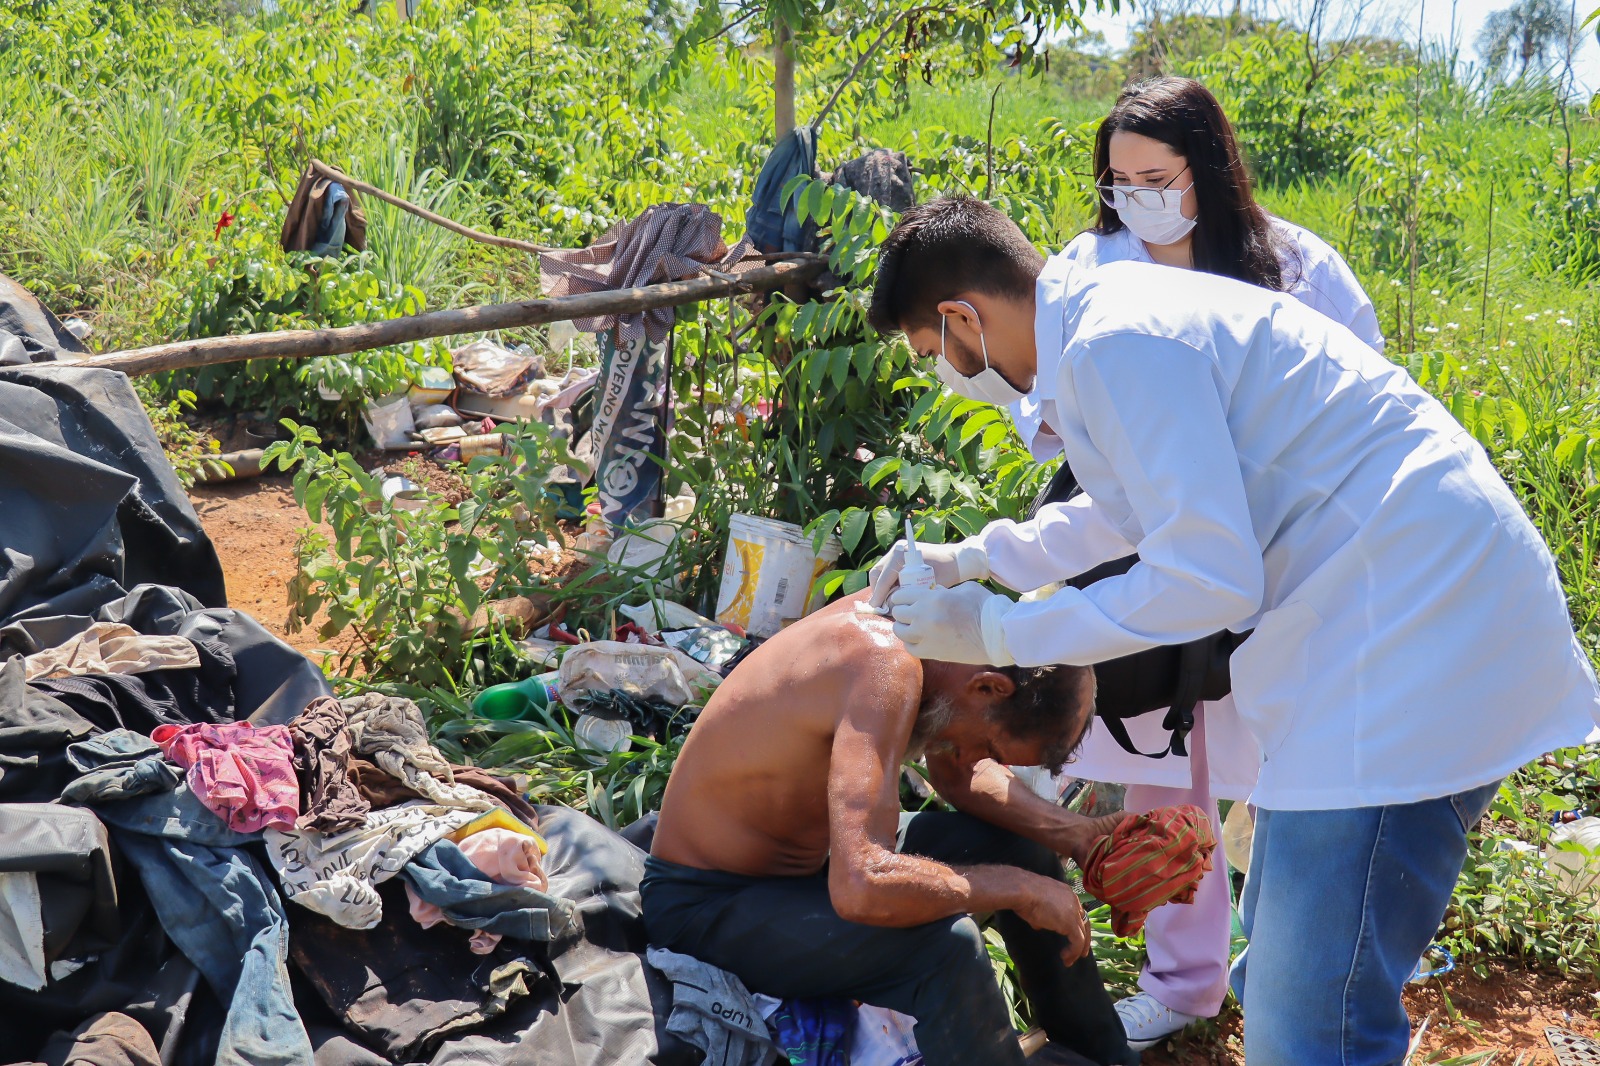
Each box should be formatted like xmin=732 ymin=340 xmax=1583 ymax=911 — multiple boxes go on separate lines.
xmin=799 ymin=596 xmax=924 ymax=711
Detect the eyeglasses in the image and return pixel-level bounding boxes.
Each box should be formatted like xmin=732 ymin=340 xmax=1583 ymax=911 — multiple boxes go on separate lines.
xmin=1095 ymin=166 xmax=1192 ymax=211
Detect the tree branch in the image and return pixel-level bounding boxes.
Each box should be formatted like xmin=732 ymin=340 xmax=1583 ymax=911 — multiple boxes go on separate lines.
xmin=80 ymin=256 xmax=827 ymax=377
xmin=309 ymin=159 xmax=558 ymax=256
xmin=810 ymin=4 xmax=937 ymax=132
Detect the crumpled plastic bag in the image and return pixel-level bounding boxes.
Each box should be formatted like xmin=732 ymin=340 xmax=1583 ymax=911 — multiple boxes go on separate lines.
xmin=558 ymin=640 xmax=720 ymax=707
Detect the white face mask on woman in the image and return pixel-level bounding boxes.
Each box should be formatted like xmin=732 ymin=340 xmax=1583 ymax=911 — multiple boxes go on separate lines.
xmin=934 ymin=301 xmax=1033 ymax=407
xmin=1109 ymin=181 xmax=1197 ymax=247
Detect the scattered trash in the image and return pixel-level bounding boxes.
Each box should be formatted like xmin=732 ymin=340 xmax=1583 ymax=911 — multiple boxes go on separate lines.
xmin=559 ymin=640 xmax=719 ymax=707
xmin=61 ymin=317 xmax=92 ymax=341
xmin=380 ymin=475 xmax=426 ymax=512
xmin=573 ymin=713 xmax=633 ymax=762
xmin=715 ymin=512 xmax=842 ymax=639
xmin=452 ymin=338 xmax=543 ymax=397
xmin=617 ymin=600 xmax=717 ymax=633
xmin=458 ymin=432 xmax=506 ymax=461
xmin=1547 ymin=1026 xmax=1600 ymax=1066
xmin=516 ymin=637 xmax=566 ymax=669
xmin=473 ymin=671 xmax=563 ymax=721
xmin=1547 ymin=816 xmax=1600 ymax=897
xmin=194 ymin=449 xmax=264 ymax=484
xmin=409 ymin=365 xmax=455 ymax=405
xmin=658 ymin=626 xmax=745 ymax=670
xmin=607 ymin=521 xmax=687 ymax=582
xmin=566 ymin=689 xmax=694 ymax=745
xmin=1407 ymin=944 xmax=1454 ymax=984
xmin=412 ymin=404 xmax=463 ymax=430
xmin=364 ymin=395 xmax=416 ymax=450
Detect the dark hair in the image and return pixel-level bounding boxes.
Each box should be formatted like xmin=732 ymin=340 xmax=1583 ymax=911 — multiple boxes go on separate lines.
xmin=1093 ymin=77 xmax=1291 ymax=291
xmin=991 ymin=664 xmax=1096 ymax=768
xmin=868 ymin=196 xmax=1045 ymax=336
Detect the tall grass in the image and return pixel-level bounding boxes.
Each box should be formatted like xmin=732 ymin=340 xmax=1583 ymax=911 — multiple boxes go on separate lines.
xmin=98 ymin=81 xmax=220 ymax=241
xmin=352 ymin=118 xmax=474 ymax=304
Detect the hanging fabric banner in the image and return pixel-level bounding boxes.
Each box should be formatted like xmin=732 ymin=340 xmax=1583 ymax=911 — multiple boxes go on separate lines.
xmin=590 ymin=326 xmax=669 ymax=527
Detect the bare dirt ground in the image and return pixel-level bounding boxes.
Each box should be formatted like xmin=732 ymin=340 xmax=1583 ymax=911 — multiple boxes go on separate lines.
xmin=189 ymin=476 xmax=356 ymax=664
xmin=1145 ymin=962 xmax=1600 ymax=1063
xmin=192 ymin=476 xmax=1600 ymax=1065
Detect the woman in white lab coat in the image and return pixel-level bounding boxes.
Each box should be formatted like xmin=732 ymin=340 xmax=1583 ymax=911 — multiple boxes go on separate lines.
xmin=1008 ymin=76 xmax=1386 ymax=1050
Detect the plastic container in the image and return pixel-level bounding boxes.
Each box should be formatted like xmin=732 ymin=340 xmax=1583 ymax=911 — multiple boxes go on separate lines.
xmin=408 ymin=366 xmax=455 ymax=405
xmin=472 ymin=671 xmax=561 ymax=720
xmin=459 ymin=433 xmax=506 ymax=461
xmin=574 ymin=714 xmax=632 ymax=762
xmin=715 ymin=513 xmax=843 ymax=639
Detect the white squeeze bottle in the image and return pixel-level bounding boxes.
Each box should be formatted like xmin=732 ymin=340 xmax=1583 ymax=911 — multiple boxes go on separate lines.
xmin=898 ymin=518 xmax=936 ymax=593
xmin=860 ymin=517 xmax=934 ymax=614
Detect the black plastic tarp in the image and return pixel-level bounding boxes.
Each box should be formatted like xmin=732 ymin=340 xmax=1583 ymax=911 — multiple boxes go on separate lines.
xmin=0 ymin=364 xmax=226 ymax=623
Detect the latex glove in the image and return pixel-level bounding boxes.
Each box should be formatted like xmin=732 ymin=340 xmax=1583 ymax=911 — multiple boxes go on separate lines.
xmin=888 ymin=581 xmax=1016 ymax=665
xmin=866 ymin=538 xmax=991 ymax=611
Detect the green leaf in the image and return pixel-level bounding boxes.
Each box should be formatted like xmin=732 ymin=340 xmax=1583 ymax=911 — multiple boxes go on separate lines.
xmin=841 ymin=506 xmax=871 ymax=552
xmin=829 ymin=346 xmax=851 ymax=391
xmin=980 ymin=421 xmax=1010 ymax=451
xmin=851 ymin=342 xmax=877 ymax=382
xmin=806 ymin=509 xmax=842 ymax=549
xmin=947 ymin=506 xmax=990 ymax=538
xmin=862 ymin=456 xmax=902 ymax=488
xmin=958 ymin=408 xmax=999 ymax=447
xmin=898 ymin=462 xmax=925 ymax=499
xmin=872 ymin=506 xmax=900 ymax=546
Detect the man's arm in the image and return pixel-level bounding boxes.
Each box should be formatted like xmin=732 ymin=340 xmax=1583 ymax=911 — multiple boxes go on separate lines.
xmin=923 ymin=753 xmax=1125 ymax=870
xmin=824 ymin=671 xmax=1090 ymax=958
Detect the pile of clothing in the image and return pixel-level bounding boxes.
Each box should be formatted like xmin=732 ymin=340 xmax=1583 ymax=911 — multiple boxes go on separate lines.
xmin=0 ymin=352 xmax=697 ymax=1065
xmin=2 ymin=606 xmax=702 ymax=1065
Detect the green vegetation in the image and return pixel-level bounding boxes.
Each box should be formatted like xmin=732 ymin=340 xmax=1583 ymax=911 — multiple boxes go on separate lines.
xmin=5 ymin=0 xmax=1600 ymax=1020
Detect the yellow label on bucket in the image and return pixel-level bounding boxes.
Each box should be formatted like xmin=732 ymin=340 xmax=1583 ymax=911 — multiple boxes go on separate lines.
xmin=721 ymin=538 xmax=765 ymax=629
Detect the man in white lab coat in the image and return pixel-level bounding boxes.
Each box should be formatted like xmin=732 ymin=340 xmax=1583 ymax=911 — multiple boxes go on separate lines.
xmin=866 ymin=196 xmax=1600 ymax=1066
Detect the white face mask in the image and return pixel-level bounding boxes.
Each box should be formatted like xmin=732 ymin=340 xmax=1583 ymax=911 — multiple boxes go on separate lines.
xmin=1115 ymin=182 xmax=1198 ymax=246
xmin=935 ymin=301 xmax=1033 ymax=407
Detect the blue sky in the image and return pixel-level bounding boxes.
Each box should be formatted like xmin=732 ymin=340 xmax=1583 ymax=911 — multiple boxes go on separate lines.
xmin=1074 ymin=0 xmax=1600 ymax=95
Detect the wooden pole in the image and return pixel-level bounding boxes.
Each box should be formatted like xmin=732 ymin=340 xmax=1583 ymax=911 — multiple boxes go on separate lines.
xmin=82 ymin=256 xmax=825 ymax=378
xmin=309 ymin=159 xmax=555 ymax=256
xmin=774 ymin=19 xmax=796 ymax=140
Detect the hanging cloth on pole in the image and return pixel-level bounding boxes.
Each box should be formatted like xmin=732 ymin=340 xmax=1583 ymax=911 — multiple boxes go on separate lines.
xmin=541 ymin=204 xmax=755 ymax=527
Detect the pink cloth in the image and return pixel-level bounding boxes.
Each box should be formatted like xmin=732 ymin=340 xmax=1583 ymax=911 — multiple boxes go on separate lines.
xmin=151 ymin=722 xmax=299 ymax=833
xmin=1123 ymin=703 xmax=1233 ymax=1019
xmin=406 ymin=828 xmax=548 ymax=954
xmin=458 ymin=828 xmax=549 ymax=892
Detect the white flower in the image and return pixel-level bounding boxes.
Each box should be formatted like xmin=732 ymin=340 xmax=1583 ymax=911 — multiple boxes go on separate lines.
xmin=1507 ymin=340 xmax=1518 ymax=347
xmin=1524 ymin=313 xmax=1539 ymax=322
xmin=1559 ymin=318 xmax=1574 ymax=327
xmin=1431 ymin=289 xmax=1441 ymax=296
xmin=1423 ymin=325 xmax=1440 ymax=334
xmin=1446 ymin=322 xmax=1461 ymax=329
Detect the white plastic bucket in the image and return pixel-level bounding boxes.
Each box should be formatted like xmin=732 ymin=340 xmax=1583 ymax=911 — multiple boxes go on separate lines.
xmin=715 ymin=513 xmax=843 ymax=638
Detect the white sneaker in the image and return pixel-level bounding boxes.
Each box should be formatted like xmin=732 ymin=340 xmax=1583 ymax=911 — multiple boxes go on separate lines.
xmin=1114 ymin=992 xmax=1201 ymax=1050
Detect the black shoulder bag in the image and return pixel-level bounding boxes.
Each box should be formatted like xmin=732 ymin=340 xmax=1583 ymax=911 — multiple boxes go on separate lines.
xmin=1027 ymin=463 xmax=1250 ymax=759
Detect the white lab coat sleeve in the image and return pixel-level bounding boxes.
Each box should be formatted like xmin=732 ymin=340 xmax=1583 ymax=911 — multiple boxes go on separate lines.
xmin=996 ymin=335 xmax=1266 ymax=667
xmin=1310 ymin=252 xmax=1384 ymax=352
xmin=973 ymin=495 xmax=1137 ymax=593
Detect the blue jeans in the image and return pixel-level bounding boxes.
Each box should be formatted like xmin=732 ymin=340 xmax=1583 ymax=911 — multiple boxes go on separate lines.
xmin=1229 ymin=779 xmax=1502 ymax=1066
xmin=92 ymin=782 xmax=314 ymax=1066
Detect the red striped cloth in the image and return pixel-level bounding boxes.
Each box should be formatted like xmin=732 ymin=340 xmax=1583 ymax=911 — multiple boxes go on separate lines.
xmin=1081 ymin=804 xmax=1217 ymax=937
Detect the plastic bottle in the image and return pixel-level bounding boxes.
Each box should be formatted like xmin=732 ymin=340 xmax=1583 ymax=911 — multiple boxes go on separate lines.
xmin=897 ymin=518 xmax=936 ymax=592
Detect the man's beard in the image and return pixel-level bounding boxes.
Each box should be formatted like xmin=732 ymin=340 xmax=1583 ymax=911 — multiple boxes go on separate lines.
xmin=905 ymin=693 xmax=957 ymax=762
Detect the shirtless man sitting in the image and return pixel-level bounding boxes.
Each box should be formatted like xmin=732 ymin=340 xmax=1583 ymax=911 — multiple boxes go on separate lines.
xmin=643 ymin=593 xmax=1140 ymax=1066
